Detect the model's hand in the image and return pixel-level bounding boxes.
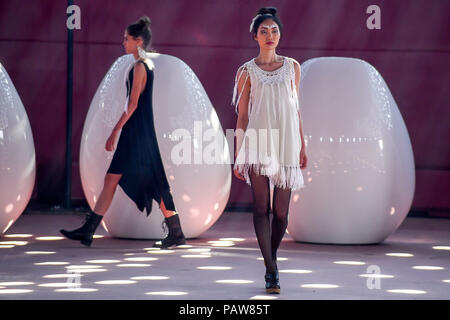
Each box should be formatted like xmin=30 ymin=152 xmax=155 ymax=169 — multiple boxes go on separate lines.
xmin=233 ymin=153 xmax=245 ymax=181
xmin=105 ymin=130 xmax=119 ymax=151
xmin=300 ymin=147 xmax=308 ymax=169
xmin=233 ymin=168 xmax=245 ymax=181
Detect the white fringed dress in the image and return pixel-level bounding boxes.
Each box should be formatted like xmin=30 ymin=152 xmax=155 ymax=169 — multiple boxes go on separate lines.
xmin=232 ymin=56 xmax=305 ymax=190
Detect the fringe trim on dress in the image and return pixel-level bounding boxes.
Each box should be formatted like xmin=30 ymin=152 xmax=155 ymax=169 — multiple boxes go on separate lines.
xmin=234 ymin=162 xmax=305 ymax=191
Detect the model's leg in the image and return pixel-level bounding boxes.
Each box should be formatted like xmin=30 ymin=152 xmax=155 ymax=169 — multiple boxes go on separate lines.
xmin=250 ymin=170 xmax=280 ymax=293
xmin=249 ymin=169 xmax=276 ymax=273
xmin=93 ymin=173 xmax=123 ymax=215
xmin=152 ymin=191 xmax=186 ymax=248
xmin=60 ymin=173 xmax=122 ymax=247
xmin=271 ymin=186 xmax=292 ymax=267
xmin=159 ymin=197 xmax=176 ymax=218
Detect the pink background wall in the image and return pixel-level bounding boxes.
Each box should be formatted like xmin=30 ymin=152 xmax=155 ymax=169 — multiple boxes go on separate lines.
xmin=0 ymin=0 xmax=449 ymax=216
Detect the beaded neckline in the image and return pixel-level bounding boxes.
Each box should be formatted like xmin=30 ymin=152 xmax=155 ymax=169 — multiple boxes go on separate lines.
xmin=252 ymin=57 xmax=287 ymax=74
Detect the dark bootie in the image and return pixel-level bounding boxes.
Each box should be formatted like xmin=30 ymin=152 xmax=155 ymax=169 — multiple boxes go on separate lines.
xmin=153 ymin=214 xmax=186 ymax=248
xmin=60 ymin=210 xmax=103 ymax=247
xmin=265 ymin=270 xmax=280 ymax=294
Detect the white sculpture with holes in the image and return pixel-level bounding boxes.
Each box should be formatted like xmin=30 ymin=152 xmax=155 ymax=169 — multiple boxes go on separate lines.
xmin=80 ymin=53 xmax=231 ymax=239
xmin=0 ymin=62 xmax=36 ymax=235
xmin=288 ymin=57 xmax=415 ymax=244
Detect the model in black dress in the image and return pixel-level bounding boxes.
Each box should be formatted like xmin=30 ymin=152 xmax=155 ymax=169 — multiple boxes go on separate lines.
xmin=60 ymin=16 xmax=186 ymax=248
xmin=108 ymin=59 xmax=176 ymax=215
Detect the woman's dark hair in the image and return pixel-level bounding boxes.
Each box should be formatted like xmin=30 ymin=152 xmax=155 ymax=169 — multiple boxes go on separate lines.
xmin=127 ymin=16 xmax=152 ymax=50
xmin=250 ymin=7 xmax=283 ymax=37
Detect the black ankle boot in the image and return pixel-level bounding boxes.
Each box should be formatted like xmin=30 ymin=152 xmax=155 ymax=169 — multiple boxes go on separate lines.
xmin=265 ymin=270 xmax=280 ymax=294
xmin=60 ymin=210 xmax=103 ymax=247
xmin=153 ymin=214 xmax=186 ymax=248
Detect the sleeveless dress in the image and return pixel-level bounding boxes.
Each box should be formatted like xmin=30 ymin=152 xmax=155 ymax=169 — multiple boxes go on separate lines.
xmin=107 ymin=59 xmax=176 ymax=216
xmin=231 ymin=57 xmax=305 ymax=190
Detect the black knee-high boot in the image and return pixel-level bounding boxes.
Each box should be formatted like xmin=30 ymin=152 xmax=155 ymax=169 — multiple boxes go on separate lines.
xmin=60 ymin=210 xmax=103 ymax=247
xmin=153 ymin=214 xmax=186 ymax=248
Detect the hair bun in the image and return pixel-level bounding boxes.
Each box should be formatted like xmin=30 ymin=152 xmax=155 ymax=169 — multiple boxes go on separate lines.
xmin=137 ymin=16 xmax=151 ymax=28
xmin=257 ymin=7 xmax=277 ymax=16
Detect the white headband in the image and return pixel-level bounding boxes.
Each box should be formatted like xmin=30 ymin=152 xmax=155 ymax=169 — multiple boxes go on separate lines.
xmin=249 ymin=14 xmax=262 ymax=32
xmin=249 ymin=13 xmax=278 ymax=33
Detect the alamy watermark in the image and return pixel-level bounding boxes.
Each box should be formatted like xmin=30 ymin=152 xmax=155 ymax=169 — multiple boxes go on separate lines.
xmin=169 ymin=121 xmax=281 ymax=166
xmin=65 ymin=269 xmax=81 ymax=289
xmin=66 ymin=5 xmax=381 ymax=31
xmin=365 ymin=265 xmax=382 ymax=289
xmin=366 ymin=5 xmax=381 ymax=30
xmin=66 ymin=5 xmax=81 ymax=30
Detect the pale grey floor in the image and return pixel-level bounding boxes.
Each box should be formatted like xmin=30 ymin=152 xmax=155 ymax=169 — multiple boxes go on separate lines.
xmin=0 ymin=211 xmax=449 ymax=300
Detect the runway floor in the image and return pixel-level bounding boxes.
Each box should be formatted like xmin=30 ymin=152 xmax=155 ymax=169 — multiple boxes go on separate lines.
xmin=0 ymin=211 xmax=449 ymax=300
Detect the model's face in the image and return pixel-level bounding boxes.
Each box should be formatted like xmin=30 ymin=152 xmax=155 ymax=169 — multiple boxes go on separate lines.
xmin=123 ymin=31 xmax=142 ymax=54
xmin=254 ymin=19 xmax=280 ymax=49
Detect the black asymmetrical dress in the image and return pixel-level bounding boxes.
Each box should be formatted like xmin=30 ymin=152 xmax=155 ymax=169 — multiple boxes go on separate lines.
xmin=107 ymin=59 xmax=176 ymax=216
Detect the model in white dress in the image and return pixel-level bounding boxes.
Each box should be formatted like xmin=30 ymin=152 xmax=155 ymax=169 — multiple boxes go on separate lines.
xmin=232 ymin=6 xmax=308 ymax=295
xmin=232 ymin=56 xmax=305 ymax=191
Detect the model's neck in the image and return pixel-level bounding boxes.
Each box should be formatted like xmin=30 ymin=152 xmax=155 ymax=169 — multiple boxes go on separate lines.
xmin=256 ymin=49 xmax=279 ymax=64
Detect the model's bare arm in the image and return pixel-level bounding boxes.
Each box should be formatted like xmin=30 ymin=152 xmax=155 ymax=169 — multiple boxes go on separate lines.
xmin=233 ymin=67 xmax=251 ymax=180
xmin=293 ymin=60 xmax=306 ymax=150
xmin=293 ymin=59 xmax=308 ymax=169
xmin=235 ymin=67 xmax=251 ymax=159
xmin=113 ymin=63 xmax=146 ymax=132
xmin=105 ymin=63 xmax=146 ymax=151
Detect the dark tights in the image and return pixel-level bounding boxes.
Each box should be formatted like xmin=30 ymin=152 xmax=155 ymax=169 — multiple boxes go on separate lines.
xmin=249 ymin=169 xmax=292 ymax=273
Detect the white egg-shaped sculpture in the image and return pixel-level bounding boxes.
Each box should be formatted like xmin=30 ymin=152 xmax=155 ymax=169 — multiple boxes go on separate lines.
xmin=0 ymin=62 xmax=36 ymax=235
xmin=80 ymin=53 xmax=231 ymax=239
xmin=287 ymin=57 xmax=415 ymax=244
